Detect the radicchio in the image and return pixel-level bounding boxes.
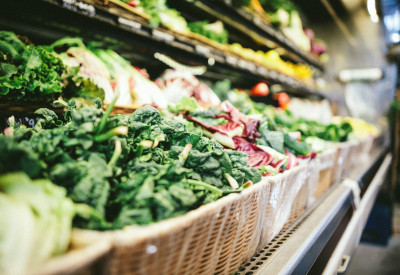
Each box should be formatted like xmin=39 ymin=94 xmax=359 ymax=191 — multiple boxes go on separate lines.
xmin=220 ymin=101 xmax=260 ymax=140
xmin=233 ymin=137 xmax=274 ymax=168
xmin=186 ymin=115 xmax=244 ymax=137
xmin=284 ymin=150 xmax=298 ymax=170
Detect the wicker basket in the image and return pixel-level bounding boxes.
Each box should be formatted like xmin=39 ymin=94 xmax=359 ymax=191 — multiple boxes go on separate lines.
xmin=32 ymin=230 xmax=112 ymax=275
xmin=360 ymin=136 xmax=374 ymax=159
xmin=331 ymin=141 xmax=353 ymax=184
xmin=257 ymin=164 xmax=308 ymax=250
xmin=66 ymin=164 xmax=307 ymax=275
xmin=286 ymin=160 xmax=317 ymax=224
xmin=76 ymin=178 xmax=269 ymax=275
xmin=286 ymin=181 xmax=308 ymax=225
xmin=312 ymin=148 xmax=337 ymax=201
xmin=341 ymin=140 xmax=365 ymax=177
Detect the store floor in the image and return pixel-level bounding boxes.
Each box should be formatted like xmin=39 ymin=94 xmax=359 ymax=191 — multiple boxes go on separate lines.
xmin=345 ymin=237 xmax=400 ymax=274
xmin=345 ymin=204 xmax=400 ymax=275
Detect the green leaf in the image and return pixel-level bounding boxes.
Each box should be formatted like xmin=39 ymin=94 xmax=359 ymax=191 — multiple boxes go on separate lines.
xmin=168 ymin=97 xmax=199 ymax=113
xmin=283 ymin=133 xmax=311 ymax=156
xmin=169 ymin=183 xmax=197 ymax=207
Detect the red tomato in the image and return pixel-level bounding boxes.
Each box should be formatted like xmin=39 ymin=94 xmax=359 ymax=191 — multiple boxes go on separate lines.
xmin=127 ymin=0 xmax=139 ymax=7
xmin=251 ymin=82 xmax=269 ymax=96
xmin=274 ymin=92 xmax=290 ymax=109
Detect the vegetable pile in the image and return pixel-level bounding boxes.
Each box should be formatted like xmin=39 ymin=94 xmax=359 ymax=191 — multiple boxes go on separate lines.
xmin=188 ymin=21 xmax=229 ymax=44
xmin=120 ymin=0 xmax=189 ymax=33
xmin=0 ymin=32 xmax=66 ymax=102
xmin=1 ymin=99 xmax=261 ymax=230
xmin=0 ymin=32 xmax=110 ymax=103
xmin=168 ymin=96 xmax=313 ymax=176
xmin=210 ymin=81 xmax=353 ymax=152
xmin=273 ymin=109 xmax=353 ymax=142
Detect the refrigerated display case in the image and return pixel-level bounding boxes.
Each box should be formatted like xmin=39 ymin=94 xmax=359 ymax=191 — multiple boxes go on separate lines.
xmin=0 ymin=0 xmax=394 ymax=274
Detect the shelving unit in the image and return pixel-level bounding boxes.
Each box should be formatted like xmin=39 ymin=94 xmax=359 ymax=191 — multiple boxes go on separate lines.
xmin=0 ymin=0 xmax=323 ymax=95
xmin=173 ymin=0 xmax=324 ymax=71
xmin=0 ymin=1 xmax=388 ymax=274
xmin=238 ymin=144 xmax=391 ymax=274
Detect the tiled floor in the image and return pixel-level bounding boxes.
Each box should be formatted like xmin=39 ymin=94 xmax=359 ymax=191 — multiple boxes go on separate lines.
xmin=345 ymin=204 xmax=400 ymax=275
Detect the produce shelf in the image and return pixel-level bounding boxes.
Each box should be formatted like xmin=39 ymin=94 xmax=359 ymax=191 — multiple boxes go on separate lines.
xmin=171 ymin=0 xmax=324 ymax=71
xmin=238 ymin=144 xmax=391 ymax=274
xmin=0 ymin=0 xmax=322 ymax=95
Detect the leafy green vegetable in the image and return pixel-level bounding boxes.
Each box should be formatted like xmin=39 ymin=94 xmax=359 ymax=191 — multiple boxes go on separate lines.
xmin=0 ymin=172 xmax=84 ymax=275
xmin=259 ymin=0 xmax=298 ymax=13
xmin=120 ymin=0 xmax=189 ymax=32
xmin=0 ymin=32 xmax=106 ymax=103
xmin=274 ymin=110 xmax=353 ymax=142
xmin=188 ymin=21 xmax=229 ymax=44
xmin=0 ymin=136 xmax=43 ymax=178
xmin=0 ymin=39 xmax=65 ymax=102
xmin=212 ymin=79 xmax=231 ymax=102
xmin=283 ymin=133 xmax=311 ymax=156
xmin=168 ymin=97 xmax=199 ymax=113
xmin=257 ymin=120 xmax=285 ymax=153
xmin=1 ymin=101 xmax=261 ymax=230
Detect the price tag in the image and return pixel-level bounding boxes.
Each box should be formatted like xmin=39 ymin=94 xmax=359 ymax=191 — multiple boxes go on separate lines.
xmin=152 ymin=29 xmax=174 ymax=42
xmin=195 ymin=45 xmax=210 ymax=56
xmin=256 ymin=66 xmax=268 ymax=76
xmin=269 ymin=70 xmax=279 ymax=79
xmin=238 ymin=59 xmax=256 ymax=72
xmin=62 ymin=0 xmax=96 ymax=17
xmin=118 ymin=17 xmax=142 ymax=31
xmin=0 ymin=112 xmax=41 ymax=132
xmin=253 ymin=17 xmax=262 ymax=26
xmin=226 ymin=56 xmax=238 ymax=66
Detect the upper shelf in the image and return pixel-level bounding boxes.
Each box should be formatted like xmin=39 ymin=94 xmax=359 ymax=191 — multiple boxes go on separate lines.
xmin=0 ymin=0 xmax=324 ymax=97
xmin=170 ymin=0 xmax=325 ymax=71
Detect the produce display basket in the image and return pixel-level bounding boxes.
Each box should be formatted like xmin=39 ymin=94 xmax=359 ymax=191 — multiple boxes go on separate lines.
xmin=312 ymin=148 xmax=338 ymax=201
xmin=287 ymin=159 xmax=318 ymax=224
xmin=361 ymin=136 xmax=374 ymax=158
xmin=331 ymin=141 xmax=353 ymax=184
xmin=32 ymin=230 xmax=112 ymax=275
xmin=286 ymin=179 xmax=308 ymax=225
xmin=68 ymin=164 xmax=307 ymax=275
xmin=343 ymin=140 xmax=362 ymax=175
xmin=256 ymin=164 xmax=308 ymax=251
xmin=356 ymin=136 xmax=374 ymax=165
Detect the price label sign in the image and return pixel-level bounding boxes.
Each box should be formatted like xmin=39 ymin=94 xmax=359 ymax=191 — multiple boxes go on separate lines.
xmin=238 ymin=59 xmax=256 ymax=72
xmin=256 ymin=66 xmax=268 ymax=76
xmin=253 ymin=17 xmax=262 ymax=26
xmin=0 ymin=112 xmax=41 ymax=132
xmin=226 ymin=56 xmax=238 ymax=66
xmin=195 ymin=45 xmax=210 ymax=56
xmin=62 ymin=0 xmax=96 ymax=17
xmin=118 ymin=17 xmax=142 ymax=31
xmin=152 ymin=29 xmax=174 ymax=42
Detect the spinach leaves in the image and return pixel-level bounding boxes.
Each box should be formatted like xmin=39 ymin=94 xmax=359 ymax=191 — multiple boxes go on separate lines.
xmin=1 ymin=102 xmax=261 ymax=230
